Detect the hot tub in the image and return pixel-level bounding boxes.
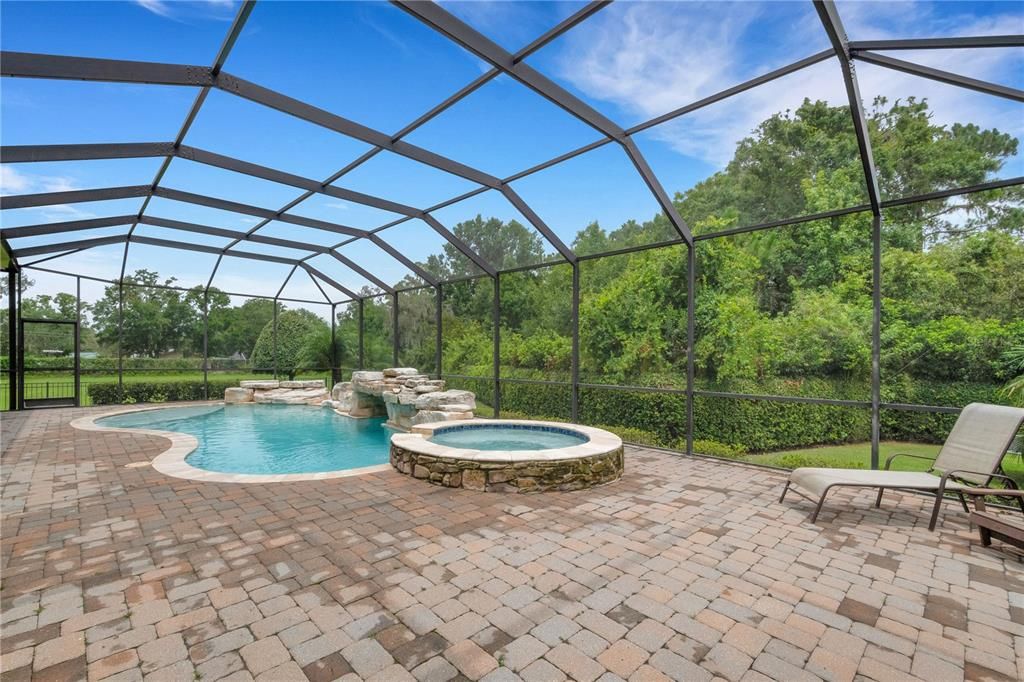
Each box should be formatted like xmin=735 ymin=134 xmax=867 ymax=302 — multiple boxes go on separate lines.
xmin=390 ymin=419 xmax=623 ymax=492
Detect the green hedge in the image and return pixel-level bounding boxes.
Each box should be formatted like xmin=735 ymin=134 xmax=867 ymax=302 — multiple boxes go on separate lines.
xmin=494 ymin=380 xmax=1009 ymax=452
xmin=88 ymin=380 xmax=237 ymax=405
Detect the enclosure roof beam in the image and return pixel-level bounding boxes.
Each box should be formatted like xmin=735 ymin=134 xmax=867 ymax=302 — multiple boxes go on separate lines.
xmin=853 ymin=50 xmax=1024 ymax=102
xmin=301 ymin=263 xmax=361 ymax=302
xmin=849 ymin=35 xmax=1024 ymax=51
xmin=12 ymin=234 xmax=127 ymax=258
xmin=175 ymin=145 xmax=423 ymax=216
xmin=419 ymin=214 xmax=497 ymax=277
xmin=1 ymin=215 xmax=137 ymax=239
xmin=214 ymin=73 xmax=502 ymax=189
xmin=0 ymin=51 xmax=212 ymax=85
xmin=625 ymin=49 xmax=835 ymax=135
xmin=814 ymin=0 xmax=882 ymax=215
xmin=137 ymin=216 xmax=328 ymax=256
xmin=1 ymin=142 xmax=175 ymax=163
xmin=151 ymin=187 xmax=367 ymax=237
xmin=327 ymin=252 xmax=394 ymax=294
xmin=367 ymin=234 xmax=438 ymax=286
xmin=131 ymin=235 xmax=303 ymax=267
xmin=499 ymin=186 xmax=575 ymax=263
xmin=0 ymin=185 xmax=150 ymax=210
xmin=392 ymin=0 xmax=693 ymax=246
xmin=0 ymin=50 xmax=504 ymax=191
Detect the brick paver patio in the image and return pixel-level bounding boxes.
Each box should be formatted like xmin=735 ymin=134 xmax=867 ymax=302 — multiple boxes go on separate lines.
xmin=2 ymin=407 xmax=1023 ymax=682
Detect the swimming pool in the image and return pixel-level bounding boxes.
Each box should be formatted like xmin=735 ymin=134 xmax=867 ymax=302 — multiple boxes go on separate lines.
xmin=97 ymin=404 xmax=390 ymax=475
xmin=430 ymin=423 xmax=589 ymax=450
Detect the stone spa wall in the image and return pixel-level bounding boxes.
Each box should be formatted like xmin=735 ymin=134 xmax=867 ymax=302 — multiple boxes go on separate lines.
xmin=390 ymin=444 xmax=624 ymax=493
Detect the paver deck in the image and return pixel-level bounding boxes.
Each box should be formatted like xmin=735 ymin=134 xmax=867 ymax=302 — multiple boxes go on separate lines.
xmin=2 ymin=406 xmax=1023 ymax=682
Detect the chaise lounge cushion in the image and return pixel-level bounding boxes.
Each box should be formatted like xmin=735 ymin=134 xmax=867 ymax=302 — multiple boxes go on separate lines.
xmin=789 ymin=468 xmax=966 ymax=498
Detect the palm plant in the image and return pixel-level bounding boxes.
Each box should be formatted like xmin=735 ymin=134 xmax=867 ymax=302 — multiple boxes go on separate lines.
xmin=1002 ymin=344 xmax=1024 ymax=406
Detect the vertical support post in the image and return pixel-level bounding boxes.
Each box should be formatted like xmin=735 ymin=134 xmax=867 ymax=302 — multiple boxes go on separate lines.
xmin=117 ymin=280 xmax=124 ymax=393
xmin=435 ymin=284 xmax=443 ymax=379
xmin=870 ymin=214 xmax=882 ymax=469
xmin=357 ymin=298 xmax=365 ymax=370
xmin=493 ymin=274 xmax=501 ymax=418
xmin=272 ymin=299 xmax=278 ymax=379
xmin=571 ymin=262 xmax=580 ymax=422
xmin=392 ymin=292 xmax=399 ymax=367
xmin=8 ymin=269 xmax=18 ymax=411
xmin=331 ymin=303 xmax=338 ymax=385
xmin=686 ymin=243 xmax=696 ymax=456
xmin=75 ymin=276 xmax=81 ymax=407
xmin=202 ymin=289 xmax=209 ymax=400
xmin=16 ymin=271 xmax=23 ymax=410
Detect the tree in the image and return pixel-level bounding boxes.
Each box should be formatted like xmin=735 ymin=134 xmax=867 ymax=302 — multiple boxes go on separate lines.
xmin=90 ymin=270 xmax=202 ymax=358
xmin=250 ymin=308 xmax=328 ymax=379
xmin=424 ymin=215 xmax=548 ymax=280
xmin=206 ymin=295 xmax=272 ymax=358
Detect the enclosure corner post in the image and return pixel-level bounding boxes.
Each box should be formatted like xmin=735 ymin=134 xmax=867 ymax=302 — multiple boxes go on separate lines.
xmin=571 ymin=262 xmax=580 ymax=422
xmin=686 ymin=243 xmax=696 ymax=457
xmin=272 ymin=298 xmax=278 ymax=380
xmin=202 ymin=289 xmax=209 ymax=401
xmin=392 ymin=292 xmax=399 ymax=367
xmin=434 ymin=284 xmax=443 ymax=380
xmin=117 ymin=280 xmax=124 ymax=393
xmin=357 ymin=298 xmax=365 ymax=370
xmin=75 ymin=276 xmax=81 ymax=407
xmin=7 ymin=268 xmax=19 ymax=411
xmin=493 ymin=273 xmax=501 ymax=419
xmin=871 ymin=213 xmax=882 ymax=469
xmin=330 ymin=302 xmax=338 ymax=386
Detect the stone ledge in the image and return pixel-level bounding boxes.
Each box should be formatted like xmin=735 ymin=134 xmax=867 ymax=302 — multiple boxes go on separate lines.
xmin=389 ymin=420 xmax=624 ymax=492
xmin=390 ymin=444 xmax=623 ymax=492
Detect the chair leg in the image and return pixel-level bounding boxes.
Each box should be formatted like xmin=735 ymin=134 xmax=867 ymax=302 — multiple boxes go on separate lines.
xmin=979 ymin=526 xmax=992 ymax=547
xmin=956 ymin=491 xmax=969 ymax=514
xmin=779 ymin=481 xmax=791 ymax=504
xmin=810 ymin=489 xmax=830 ymax=524
xmin=875 ymin=489 xmax=884 ymax=508
xmin=928 ymin=493 xmax=944 ymax=532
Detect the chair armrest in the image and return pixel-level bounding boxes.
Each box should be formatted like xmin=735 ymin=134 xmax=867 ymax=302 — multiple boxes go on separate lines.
xmin=962 ymin=487 xmax=1024 ymax=512
xmin=883 ymin=452 xmax=936 ymax=470
xmin=944 ymin=470 xmax=1020 ymax=489
xmin=962 ymin=488 xmax=1024 ymax=498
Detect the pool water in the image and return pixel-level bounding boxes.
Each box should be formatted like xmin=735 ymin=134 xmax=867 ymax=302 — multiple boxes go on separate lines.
xmin=430 ymin=424 xmax=588 ymax=451
xmin=98 ymin=405 xmax=390 ymax=474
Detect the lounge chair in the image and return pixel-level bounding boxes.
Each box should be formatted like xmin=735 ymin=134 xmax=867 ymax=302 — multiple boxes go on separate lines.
xmin=962 ymin=488 xmax=1024 ymax=555
xmin=779 ymin=403 xmax=1024 ymax=530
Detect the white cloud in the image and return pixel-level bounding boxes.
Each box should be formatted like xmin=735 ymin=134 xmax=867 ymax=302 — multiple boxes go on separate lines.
xmin=1 ymin=168 xmax=95 ymax=224
xmin=324 ymin=202 xmax=350 ymax=211
xmin=552 ymin=1 xmax=1022 ymax=168
xmin=135 ymin=0 xmax=174 ymax=18
xmin=134 ymin=0 xmax=235 ymax=21
xmin=0 ymin=166 xmax=31 ymax=193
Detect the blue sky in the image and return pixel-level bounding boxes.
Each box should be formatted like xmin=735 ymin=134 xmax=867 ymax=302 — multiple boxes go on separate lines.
xmin=2 ymin=0 xmax=1021 ymax=304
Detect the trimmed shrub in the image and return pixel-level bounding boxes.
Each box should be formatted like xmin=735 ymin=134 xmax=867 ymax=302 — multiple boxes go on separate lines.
xmin=88 ymin=380 xmax=237 ymax=405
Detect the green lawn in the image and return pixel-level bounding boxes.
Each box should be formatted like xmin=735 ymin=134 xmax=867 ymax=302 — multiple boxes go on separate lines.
xmin=1 ymin=370 xmax=332 ymax=409
xmin=742 ymin=441 xmax=1024 ymax=487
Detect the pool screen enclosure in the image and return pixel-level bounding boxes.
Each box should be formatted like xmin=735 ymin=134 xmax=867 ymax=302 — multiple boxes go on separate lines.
xmin=1 ymin=1 xmax=1021 ymax=468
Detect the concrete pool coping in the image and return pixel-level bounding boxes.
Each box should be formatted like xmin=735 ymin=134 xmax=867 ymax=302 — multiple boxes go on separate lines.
xmin=392 ymin=419 xmax=623 ymax=463
xmin=70 ymin=401 xmax=392 ymax=484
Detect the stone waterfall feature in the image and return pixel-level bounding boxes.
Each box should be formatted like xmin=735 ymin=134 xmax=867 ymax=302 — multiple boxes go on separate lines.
xmin=325 ymin=368 xmax=476 ymax=430
xmin=224 ymin=379 xmax=330 ymax=405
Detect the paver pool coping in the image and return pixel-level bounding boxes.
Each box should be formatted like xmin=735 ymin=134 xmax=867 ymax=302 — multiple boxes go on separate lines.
xmin=392 ymin=419 xmax=623 ymax=462
xmin=70 ymin=401 xmax=391 ymax=483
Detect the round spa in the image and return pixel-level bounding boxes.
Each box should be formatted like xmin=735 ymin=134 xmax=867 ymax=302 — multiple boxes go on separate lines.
xmin=390 ymin=420 xmax=624 ymax=492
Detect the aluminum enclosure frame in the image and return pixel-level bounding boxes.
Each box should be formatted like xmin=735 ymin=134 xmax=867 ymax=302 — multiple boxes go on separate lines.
xmin=1 ymin=0 xmax=1021 ymax=468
